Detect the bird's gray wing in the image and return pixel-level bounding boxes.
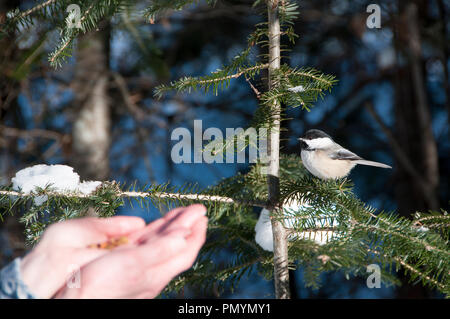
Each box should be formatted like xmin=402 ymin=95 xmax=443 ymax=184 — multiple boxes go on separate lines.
xmin=328 ymin=148 xmax=362 ymax=161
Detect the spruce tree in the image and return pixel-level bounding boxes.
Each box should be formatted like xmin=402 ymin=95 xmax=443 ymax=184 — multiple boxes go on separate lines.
xmin=1 ymin=0 xmax=449 ymax=298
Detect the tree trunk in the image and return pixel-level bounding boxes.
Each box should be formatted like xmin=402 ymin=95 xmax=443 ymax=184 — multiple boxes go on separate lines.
xmin=71 ymin=27 xmax=111 ymax=181
xmin=393 ymin=0 xmax=440 ymax=298
xmin=394 ymin=2 xmax=439 ymax=216
xmin=267 ymin=0 xmax=290 ymax=299
xmin=0 ymin=0 xmax=26 ymax=266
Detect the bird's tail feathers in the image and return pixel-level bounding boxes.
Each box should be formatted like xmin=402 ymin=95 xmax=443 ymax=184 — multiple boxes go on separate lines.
xmin=355 ymin=160 xmax=392 ymax=169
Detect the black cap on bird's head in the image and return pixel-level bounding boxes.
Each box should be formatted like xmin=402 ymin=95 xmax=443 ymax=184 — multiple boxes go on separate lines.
xmin=301 ymin=129 xmax=332 ymax=140
xmin=298 ymin=129 xmax=333 ymax=150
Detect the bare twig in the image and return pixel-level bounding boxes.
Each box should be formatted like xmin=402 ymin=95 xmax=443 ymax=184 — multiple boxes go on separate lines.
xmin=245 ymin=74 xmax=261 ymax=99
xmin=0 ymin=125 xmax=68 ymax=141
xmin=111 ymin=72 xmax=148 ymax=120
xmin=0 ymin=125 xmax=70 ymax=159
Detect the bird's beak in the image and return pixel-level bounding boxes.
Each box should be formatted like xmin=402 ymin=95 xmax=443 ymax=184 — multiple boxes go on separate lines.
xmin=298 ymin=138 xmax=309 ymax=150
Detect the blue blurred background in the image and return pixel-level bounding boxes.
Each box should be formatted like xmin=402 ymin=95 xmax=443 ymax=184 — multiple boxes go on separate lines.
xmin=0 ymin=0 xmax=448 ymax=298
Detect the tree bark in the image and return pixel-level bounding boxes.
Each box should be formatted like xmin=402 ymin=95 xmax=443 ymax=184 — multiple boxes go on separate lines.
xmin=392 ymin=0 xmax=440 ymax=298
xmin=267 ymin=0 xmax=290 ymax=299
xmin=394 ymin=2 xmax=439 ymax=215
xmin=0 ymin=0 xmax=27 ymax=266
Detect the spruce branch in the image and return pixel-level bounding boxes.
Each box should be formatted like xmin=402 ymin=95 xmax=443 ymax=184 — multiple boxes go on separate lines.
xmin=278 ymin=0 xmax=299 ymax=26
xmin=2 ymin=155 xmax=449 ymax=294
xmin=0 ymin=188 xmax=268 ymax=208
xmin=194 ymin=64 xmax=268 ymax=85
xmin=18 ymin=0 xmax=59 ymax=19
xmin=414 ymin=213 xmax=450 ymax=224
xmin=394 ymin=256 xmax=446 ymax=292
xmin=368 ymin=248 xmax=447 ymax=292
xmin=278 ymin=176 xmax=449 ymax=295
xmin=2 ymin=0 xmax=61 ymax=31
xmin=46 ymin=0 xmax=132 ymax=67
xmin=361 ymin=221 xmax=449 ymax=256
xmin=260 ymin=65 xmax=338 ymax=110
xmin=154 ymin=57 xmax=268 ymax=98
xmin=48 ymin=0 xmax=98 ymax=67
xmin=143 ymin=0 xmax=218 ymax=23
xmin=122 ymin=190 xmax=268 ymax=208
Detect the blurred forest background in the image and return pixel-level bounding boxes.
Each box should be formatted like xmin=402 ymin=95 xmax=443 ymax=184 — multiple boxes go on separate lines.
xmin=0 ymin=0 xmax=448 ymax=298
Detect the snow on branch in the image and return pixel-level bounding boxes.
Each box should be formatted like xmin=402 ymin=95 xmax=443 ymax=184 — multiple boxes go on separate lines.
xmin=0 ymin=164 xmax=268 ymax=208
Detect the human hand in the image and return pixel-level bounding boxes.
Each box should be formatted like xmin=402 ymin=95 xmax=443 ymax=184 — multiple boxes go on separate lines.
xmin=54 ymin=204 xmax=207 ymax=298
xmin=20 ymin=214 xmax=147 ymax=298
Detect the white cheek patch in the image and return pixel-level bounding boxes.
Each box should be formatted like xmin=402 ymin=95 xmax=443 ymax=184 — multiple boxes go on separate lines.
xmin=305 ymin=137 xmax=333 ymax=149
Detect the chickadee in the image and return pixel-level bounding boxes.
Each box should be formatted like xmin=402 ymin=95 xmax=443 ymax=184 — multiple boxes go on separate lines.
xmin=299 ymin=129 xmax=391 ymax=180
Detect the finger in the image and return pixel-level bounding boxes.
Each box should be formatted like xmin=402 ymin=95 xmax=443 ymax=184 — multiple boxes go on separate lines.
xmin=126 ymin=207 xmax=188 ymax=243
xmin=163 ymin=204 xmax=206 ymax=222
xmin=159 ymin=205 xmax=207 ymax=234
xmin=42 ymin=216 xmax=146 ymax=246
xmin=69 ymin=246 xmax=111 ymax=267
xmin=129 ymin=206 xmax=193 ymax=241
xmin=136 ymin=226 xmax=191 ymax=245
xmin=185 ymin=215 xmax=208 ymax=246
xmin=113 ymin=228 xmax=190 ymax=269
xmin=90 ymin=216 xmax=146 ymax=236
xmin=126 ymin=218 xmax=167 ymax=243
xmin=129 ymin=205 xmax=206 ymax=244
xmin=55 ymin=232 xmax=190 ymax=299
xmin=163 ymin=206 xmax=189 ymax=220
xmin=149 ymin=216 xmax=208 ymax=280
xmin=184 ymin=204 xmax=207 ymax=216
